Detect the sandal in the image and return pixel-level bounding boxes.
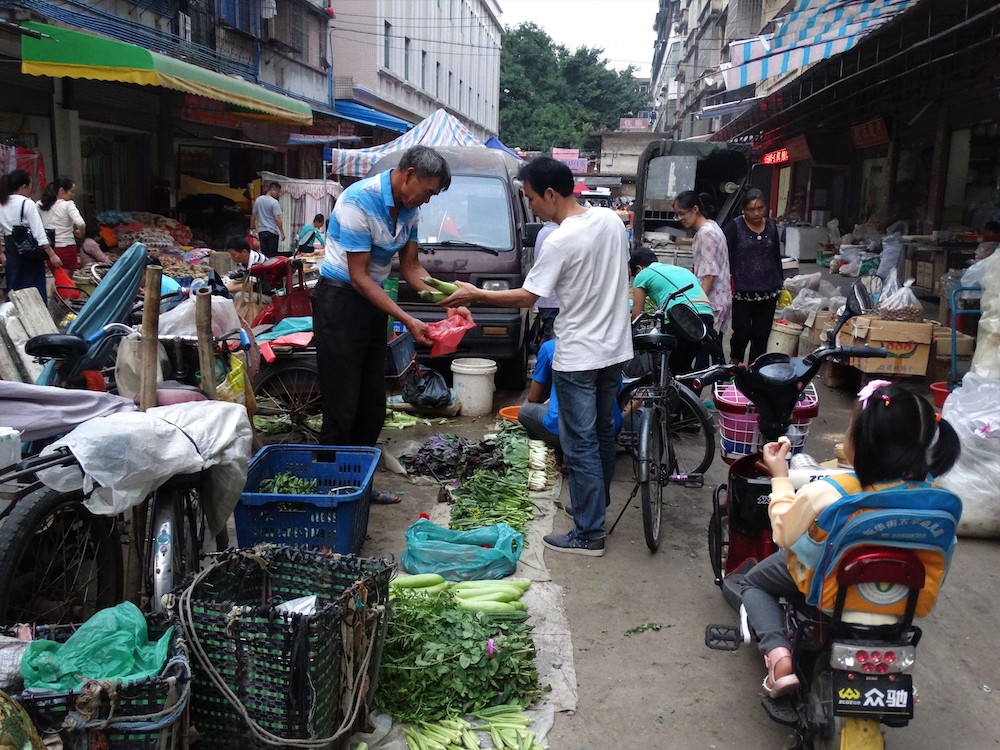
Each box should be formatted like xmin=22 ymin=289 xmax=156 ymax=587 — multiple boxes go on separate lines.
xmin=372 ymin=489 xmax=401 ymax=505
xmin=762 ymin=647 xmax=800 ymax=698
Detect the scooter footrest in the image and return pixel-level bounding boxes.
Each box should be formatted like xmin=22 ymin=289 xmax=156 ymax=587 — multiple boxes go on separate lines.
xmin=761 ymin=695 xmax=798 ymax=727
xmin=705 ymin=623 xmax=741 ymax=651
xmin=668 ymin=473 xmax=704 ymax=488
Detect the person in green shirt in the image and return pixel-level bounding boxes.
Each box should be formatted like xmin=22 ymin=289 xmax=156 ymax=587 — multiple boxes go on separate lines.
xmin=296 ymin=213 xmax=326 ymax=254
xmin=629 ymin=247 xmax=723 ymax=374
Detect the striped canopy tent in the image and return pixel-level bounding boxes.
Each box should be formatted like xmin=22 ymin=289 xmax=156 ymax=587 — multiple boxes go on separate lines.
xmin=721 ymin=0 xmax=920 ymax=90
xmin=326 ymin=108 xmax=483 ymax=177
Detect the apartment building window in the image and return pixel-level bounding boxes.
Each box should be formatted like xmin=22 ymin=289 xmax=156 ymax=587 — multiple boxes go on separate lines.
xmin=459 ymin=79 xmax=463 ymax=110
xmin=436 ymin=62 xmax=442 ymax=98
xmin=384 ymin=21 xmax=391 ymax=68
xmin=215 ymin=0 xmax=253 ymax=34
xmin=468 ymin=86 xmax=472 ymax=114
xmin=272 ymin=1 xmax=309 ymax=55
xmin=448 ymin=71 xmax=453 ymax=104
xmin=421 ymin=51 xmax=428 ymax=90
xmin=404 ymin=37 xmax=411 ymax=79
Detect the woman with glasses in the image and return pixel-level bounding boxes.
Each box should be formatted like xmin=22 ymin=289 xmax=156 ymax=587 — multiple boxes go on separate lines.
xmin=673 ymin=190 xmax=731 ymax=344
xmin=723 ymin=189 xmax=784 ymax=364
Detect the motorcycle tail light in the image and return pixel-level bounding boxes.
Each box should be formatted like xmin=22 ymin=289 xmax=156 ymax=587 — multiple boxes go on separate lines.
xmin=831 ymin=642 xmax=916 ymax=674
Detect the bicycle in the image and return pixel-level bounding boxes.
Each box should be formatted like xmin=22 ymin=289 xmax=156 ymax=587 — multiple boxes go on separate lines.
xmin=0 ymin=326 xmax=252 ymax=625
xmin=610 ymin=286 xmax=718 ymax=551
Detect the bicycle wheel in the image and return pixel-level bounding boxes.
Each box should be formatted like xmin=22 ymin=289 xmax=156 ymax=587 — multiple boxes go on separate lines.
xmin=0 ymin=489 xmax=123 ymax=625
xmin=252 ymin=358 xmax=322 ymax=444
xmin=669 ymin=384 xmax=716 ymax=476
xmin=149 ymin=481 xmax=206 ymax=612
xmin=637 ymin=406 xmax=664 ymax=552
xmin=619 ymin=377 xmax=714 ymax=476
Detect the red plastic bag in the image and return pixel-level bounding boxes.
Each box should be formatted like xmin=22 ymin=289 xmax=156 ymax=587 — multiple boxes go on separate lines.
xmin=52 ymin=266 xmax=81 ymax=300
xmin=426 ymin=315 xmax=476 ymax=357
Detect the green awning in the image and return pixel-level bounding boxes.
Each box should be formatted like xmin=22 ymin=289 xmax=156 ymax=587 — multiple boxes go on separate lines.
xmin=20 ymin=21 xmax=313 ymax=125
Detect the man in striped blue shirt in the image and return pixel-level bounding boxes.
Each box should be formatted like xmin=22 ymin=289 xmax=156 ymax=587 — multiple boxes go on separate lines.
xmin=313 ymin=146 xmax=470 ymax=448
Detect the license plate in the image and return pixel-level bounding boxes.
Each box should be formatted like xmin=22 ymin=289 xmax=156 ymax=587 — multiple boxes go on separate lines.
xmin=832 ymin=672 xmax=914 ymax=719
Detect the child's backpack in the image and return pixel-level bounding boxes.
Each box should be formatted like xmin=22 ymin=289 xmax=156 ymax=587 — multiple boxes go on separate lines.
xmin=787 ymin=473 xmax=962 ymax=618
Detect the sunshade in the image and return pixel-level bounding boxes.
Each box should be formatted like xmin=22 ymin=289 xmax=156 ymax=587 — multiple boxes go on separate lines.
xmin=325 ymin=108 xmax=483 ymax=177
xmin=37 ymin=242 xmax=149 ymax=386
xmin=20 ymin=21 xmax=312 ymax=125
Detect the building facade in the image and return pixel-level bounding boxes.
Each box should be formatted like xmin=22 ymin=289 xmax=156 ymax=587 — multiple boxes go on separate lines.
xmin=329 ymin=0 xmax=502 ymax=140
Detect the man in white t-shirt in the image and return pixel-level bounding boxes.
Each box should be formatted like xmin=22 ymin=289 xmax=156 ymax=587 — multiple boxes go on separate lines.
xmin=444 ymin=157 xmax=633 ymax=556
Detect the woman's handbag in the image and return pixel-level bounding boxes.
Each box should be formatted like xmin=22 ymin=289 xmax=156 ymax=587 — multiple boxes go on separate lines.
xmin=10 ymin=200 xmax=49 ymax=261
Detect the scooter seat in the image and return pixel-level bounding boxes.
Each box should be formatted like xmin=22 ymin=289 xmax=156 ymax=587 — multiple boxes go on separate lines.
xmin=25 ymin=333 xmax=89 ymax=360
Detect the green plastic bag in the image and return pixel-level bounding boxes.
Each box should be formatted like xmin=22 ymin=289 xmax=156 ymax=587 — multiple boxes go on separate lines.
xmin=401 ymin=519 xmax=523 ymax=581
xmin=20 ymin=602 xmax=172 ymax=692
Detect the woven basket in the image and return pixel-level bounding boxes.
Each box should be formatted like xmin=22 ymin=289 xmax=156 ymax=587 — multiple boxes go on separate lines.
xmin=14 ymin=615 xmax=190 ymax=750
xmin=175 ymin=545 xmax=393 ymax=750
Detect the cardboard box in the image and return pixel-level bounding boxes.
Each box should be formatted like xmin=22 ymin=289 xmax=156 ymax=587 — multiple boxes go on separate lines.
xmin=840 ymin=316 xmax=934 ymax=376
xmin=804 ymin=310 xmax=838 ymax=346
xmin=932 ymin=326 xmax=975 ymax=358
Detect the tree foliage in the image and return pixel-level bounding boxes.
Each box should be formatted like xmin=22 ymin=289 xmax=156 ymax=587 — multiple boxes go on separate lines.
xmin=499 ymin=23 xmax=648 ymax=152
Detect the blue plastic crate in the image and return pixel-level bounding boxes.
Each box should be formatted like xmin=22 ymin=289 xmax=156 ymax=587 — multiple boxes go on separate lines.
xmin=236 ymin=445 xmax=381 ymax=555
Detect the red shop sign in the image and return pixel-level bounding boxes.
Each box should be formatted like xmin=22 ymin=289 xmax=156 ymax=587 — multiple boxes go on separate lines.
xmin=761 ymin=148 xmax=790 ymax=166
xmin=851 ymin=118 xmax=889 ymax=148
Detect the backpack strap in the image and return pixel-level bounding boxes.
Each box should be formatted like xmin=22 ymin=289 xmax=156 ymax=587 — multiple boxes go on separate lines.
xmin=821 ymin=472 xmax=861 ymax=497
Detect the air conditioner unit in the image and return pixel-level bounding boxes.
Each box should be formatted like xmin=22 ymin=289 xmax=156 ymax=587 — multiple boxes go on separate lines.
xmin=178 ymin=11 xmax=192 ymax=42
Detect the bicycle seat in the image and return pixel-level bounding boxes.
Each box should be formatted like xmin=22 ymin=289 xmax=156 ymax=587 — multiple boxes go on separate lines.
xmin=633 ymin=328 xmax=677 ymax=353
xmin=25 ymin=333 xmax=89 ymax=360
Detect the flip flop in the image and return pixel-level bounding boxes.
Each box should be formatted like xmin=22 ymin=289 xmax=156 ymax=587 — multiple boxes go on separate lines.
xmin=372 ymin=489 xmax=401 ymax=504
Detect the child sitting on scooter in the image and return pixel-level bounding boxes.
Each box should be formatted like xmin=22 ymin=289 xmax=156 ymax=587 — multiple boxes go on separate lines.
xmin=741 ymin=380 xmax=960 ymax=698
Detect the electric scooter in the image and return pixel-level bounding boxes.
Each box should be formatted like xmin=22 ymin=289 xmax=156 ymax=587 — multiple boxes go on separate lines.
xmin=694 ymin=281 xmax=964 ymax=749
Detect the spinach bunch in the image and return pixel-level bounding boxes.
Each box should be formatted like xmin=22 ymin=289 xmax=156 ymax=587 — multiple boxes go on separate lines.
xmin=376 ymin=590 xmax=543 ymax=722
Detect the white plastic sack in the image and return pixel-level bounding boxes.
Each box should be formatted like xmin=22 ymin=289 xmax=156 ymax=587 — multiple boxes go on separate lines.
xmin=781 ymin=288 xmax=826 ymax=324
xmin=158 ymin=294 xmax=244 ymax=338
xmin=784 ymin=272 xmax=821 ymax=296
xmin=938 ymin=373 xmax=1000 ymax=538
xmin=971 ymin=252 xmax=1000 ymax=379
xmin=878 ymin=232 xmax=904 ymax=279
xmin=37 ymin=401 xmax=251 ymax=535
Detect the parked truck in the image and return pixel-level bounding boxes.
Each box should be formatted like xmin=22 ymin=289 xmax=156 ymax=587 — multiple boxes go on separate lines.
xmin=632 ymin=140 xmax=752 ymax=261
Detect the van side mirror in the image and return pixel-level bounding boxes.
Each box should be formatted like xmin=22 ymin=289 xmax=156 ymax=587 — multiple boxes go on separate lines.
xmin=523 ymin=222 xmax=543 ymax=248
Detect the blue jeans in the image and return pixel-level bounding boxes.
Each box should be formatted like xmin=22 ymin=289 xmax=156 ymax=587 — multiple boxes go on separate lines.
xmin=554 ymin=364 xmax=621 ymax=539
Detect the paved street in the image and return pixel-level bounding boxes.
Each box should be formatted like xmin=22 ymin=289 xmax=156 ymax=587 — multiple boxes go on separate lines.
xmin=369 ymin=373 xmax=1000 ymax=749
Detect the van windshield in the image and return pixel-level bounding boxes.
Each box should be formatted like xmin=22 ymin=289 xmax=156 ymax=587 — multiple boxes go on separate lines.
xmin=418 ymin=175 xmax=513 ymax=251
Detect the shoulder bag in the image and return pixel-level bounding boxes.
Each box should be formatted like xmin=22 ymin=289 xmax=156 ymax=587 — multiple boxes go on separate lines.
xmin=10 ymin=200 xmax=49 ymax=262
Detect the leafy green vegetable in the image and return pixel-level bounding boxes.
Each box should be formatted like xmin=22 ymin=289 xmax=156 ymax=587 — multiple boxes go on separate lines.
xmin=377 ymin=589 xmax=544 ymax=722
xmin=258 ymin=472 xmax=318 ymax=495
xmin=624 ymin=622 xmax=663 ymax=637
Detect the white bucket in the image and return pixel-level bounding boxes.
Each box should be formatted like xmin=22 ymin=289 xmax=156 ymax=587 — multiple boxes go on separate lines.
xmin=766 ymin=321 xmax=804 ymax=356
xmin=451 ymin=358 xmax=497 ymax=416
xmin=0 ymin=427 xmax=22 ymax=470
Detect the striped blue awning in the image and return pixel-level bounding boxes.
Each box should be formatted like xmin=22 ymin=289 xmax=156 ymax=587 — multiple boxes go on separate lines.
xmin=721 ymin=0 xmax=920 ymax=90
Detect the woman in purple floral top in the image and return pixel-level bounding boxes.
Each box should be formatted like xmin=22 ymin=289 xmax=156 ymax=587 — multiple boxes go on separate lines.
xmin=723 ymin=189 xmax=784 ymax=364
xmin=674 ymin=190 xmax=731 ymax=337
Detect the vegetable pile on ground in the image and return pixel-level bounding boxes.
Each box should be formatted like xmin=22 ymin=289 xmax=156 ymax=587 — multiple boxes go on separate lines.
xmin=402 ymin=433 xmax=506 ymax=479
xmin=378 ymin=578 xmax=544 ymax=724
xmin=448 ymin=425 xmax=541 ymax=534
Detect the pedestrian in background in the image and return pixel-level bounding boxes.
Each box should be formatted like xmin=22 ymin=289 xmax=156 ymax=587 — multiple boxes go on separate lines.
xmin=0 ymin=169 xmax=59 ymax=302
xmin=444 ymin=157 xmax=633 ymax=557
xmin=724 ymin=188 xmax=784 ymax=364
xmin=297 ymin=213 xmax=326 ymax=254
xmin=674 ymin=190 xmax=731 ymax=340
xmin=250 ymin=181 xmax=285 ymax=257
xmin=37 ymin=177 xmax=85 ymax=271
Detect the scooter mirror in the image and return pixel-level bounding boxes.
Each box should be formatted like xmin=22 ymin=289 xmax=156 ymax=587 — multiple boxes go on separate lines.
xmin=828 ymin=275 xmax=881 ymax=346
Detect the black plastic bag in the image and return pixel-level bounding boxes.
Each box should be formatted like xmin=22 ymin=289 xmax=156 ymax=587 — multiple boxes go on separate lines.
xmin=402 ymin=368 xmax=451 ymax=408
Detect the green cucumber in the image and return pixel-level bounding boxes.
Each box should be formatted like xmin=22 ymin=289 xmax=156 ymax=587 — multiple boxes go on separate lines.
xmin=391 ymin=573 xmax=446 ymax=589
xmin=457 ymin=598 xmax=517 ymax=613
xmin=410 ymin=580 xmax=450 ymax=595
xmin=455 ymin=590 xmax=521 ymax=603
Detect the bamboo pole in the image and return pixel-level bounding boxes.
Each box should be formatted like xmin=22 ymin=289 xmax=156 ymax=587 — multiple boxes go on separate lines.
xmin=195 ymin=286 xmax=217 ymax=398
xmin=139 ymin=266 xmax=162 ymax=413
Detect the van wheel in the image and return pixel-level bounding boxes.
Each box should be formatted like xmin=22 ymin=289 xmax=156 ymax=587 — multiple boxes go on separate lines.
xmin=497 ymin=346 xmax=528 ymax=390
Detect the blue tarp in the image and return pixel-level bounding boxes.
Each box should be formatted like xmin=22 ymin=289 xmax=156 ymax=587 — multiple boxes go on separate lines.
xmin=333 ymin=100 xmax=413 ymax=133
xmin=484 ymin=135 xmax=522 ymax=160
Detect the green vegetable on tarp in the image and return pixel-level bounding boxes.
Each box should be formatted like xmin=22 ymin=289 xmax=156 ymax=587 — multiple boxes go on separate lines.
xmin=20 ymin=601 xmax=172 ymax=692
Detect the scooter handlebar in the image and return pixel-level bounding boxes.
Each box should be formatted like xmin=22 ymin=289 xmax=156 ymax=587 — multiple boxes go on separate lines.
xmin=690 ymin=364 xmax=737 ymax=391
xmin=837 ymin=345 xmax=888 ymax=359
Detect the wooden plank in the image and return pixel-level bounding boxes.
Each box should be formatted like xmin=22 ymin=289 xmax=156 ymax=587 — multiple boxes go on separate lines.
xmin=0 ymin=319 xmax=29 ymax=382
xmin=9 ymin=287 xmax=58 ymax=338
xmin=3 ymin=315 xmax=44 ymax=382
